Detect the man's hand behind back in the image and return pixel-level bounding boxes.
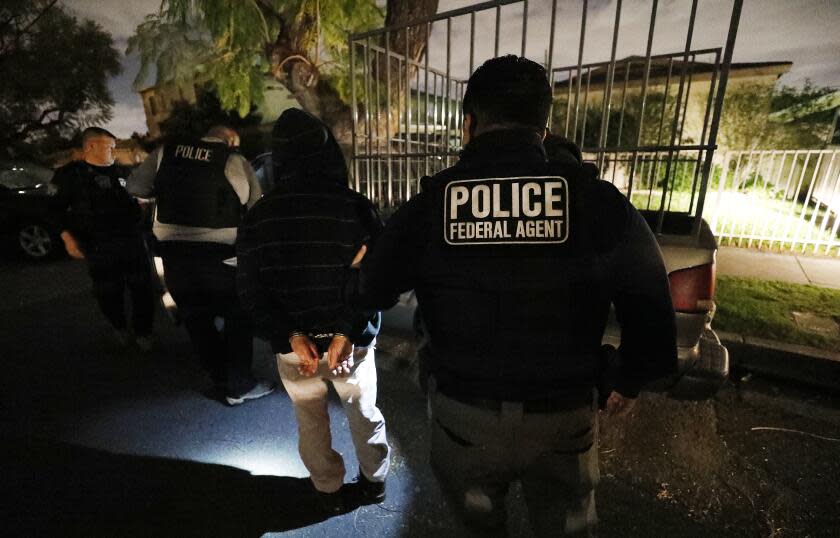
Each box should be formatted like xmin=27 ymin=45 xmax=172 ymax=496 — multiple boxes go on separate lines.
xmin=603 ymin=391 xmax=636 ymax=418
xmin=290 ymin=334 xmax=320 ymax=376
xmin=328 ymin=335 xmax=354 ymax=376
xmin=60 ymin=231 xmax=85 ymax=259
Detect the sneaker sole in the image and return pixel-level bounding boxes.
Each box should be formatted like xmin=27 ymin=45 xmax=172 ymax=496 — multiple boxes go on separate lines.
xmin=225 ymin=387 xmax=275 ymax=406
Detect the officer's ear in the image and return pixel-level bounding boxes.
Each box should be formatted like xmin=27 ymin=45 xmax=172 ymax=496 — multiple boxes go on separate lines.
xmin=462 ymin=113 xmax=475 ymax=146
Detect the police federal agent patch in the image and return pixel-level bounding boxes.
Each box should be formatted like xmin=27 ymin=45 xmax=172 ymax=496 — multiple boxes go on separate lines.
xmin=444 ymin=176 xmax=570 ymax=245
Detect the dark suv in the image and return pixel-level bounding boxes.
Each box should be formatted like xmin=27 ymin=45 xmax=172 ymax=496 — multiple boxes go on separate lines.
xmin=0 ymin=161 xmax=60 ymax=260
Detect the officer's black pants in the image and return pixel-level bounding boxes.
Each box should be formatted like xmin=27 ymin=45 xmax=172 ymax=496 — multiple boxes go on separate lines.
xmin=86 ymin=234 xmax=155 ymax=336
xmin=160 ymin=243 xmax=256 ymax=397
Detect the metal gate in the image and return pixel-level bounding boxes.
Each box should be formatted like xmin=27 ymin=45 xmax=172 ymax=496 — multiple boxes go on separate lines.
xmin=707 ymin=149 xmax=840 ymax=256
xmin=348 ymin=0 xmax=743 ymax=238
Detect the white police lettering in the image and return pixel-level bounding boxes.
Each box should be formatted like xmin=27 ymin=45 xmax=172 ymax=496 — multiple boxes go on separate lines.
xmin=174 ymin=145 xmax=213 ymax=162
xmin=444 ymin=176 xmax=569 ymax=245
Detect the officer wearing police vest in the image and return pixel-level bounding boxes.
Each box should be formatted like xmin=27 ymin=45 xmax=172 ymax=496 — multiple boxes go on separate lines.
xmin=349 ymin=56 xmax=678 ymax=536
xmin=50 ymin=127 xmax=156 ymax=350
xmin=128 ymin=126 xmax=275 ymax=406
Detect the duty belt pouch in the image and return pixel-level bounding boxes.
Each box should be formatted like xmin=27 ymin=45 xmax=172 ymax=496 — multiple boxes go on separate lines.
xmin=597 ymin=344 xmax=622 ymax=409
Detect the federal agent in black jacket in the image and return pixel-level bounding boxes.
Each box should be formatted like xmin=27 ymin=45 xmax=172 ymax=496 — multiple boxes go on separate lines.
xmin=50 ymin=127 xmax=155 ymax=348
xmin=236 ymin=109 xmax=389 ymax=511
xmin=348 ymin=56 xmax=677 ymax=536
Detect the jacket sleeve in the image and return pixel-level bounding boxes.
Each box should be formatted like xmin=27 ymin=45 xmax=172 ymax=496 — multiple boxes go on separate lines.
xmin=46 ymin=166 xmax=74 ymax=233
xmin=126 ymin=147 xmax=161 ymax=198
xmin=336 ymin=199 xmax=386 ymax=343
xmin=609 ymin=199 xmax=678 ymax=397
xmin=346 ymin=194 xmax=427 ymax=312
xmin=236 ymin=205 xmax=292 ymax=349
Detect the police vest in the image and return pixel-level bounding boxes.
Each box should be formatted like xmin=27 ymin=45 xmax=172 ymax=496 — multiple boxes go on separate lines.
xmin=154 ymin=140 xmax=243 ymax=228
xmin=66 ymin=162 xmax=139 ymax=237
xmin=420 ymin=161 xmax=612 ymax=399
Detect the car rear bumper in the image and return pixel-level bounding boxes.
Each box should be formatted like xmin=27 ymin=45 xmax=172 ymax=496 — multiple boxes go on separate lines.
xmin=601 ymin=306 xmax=729 ymax=400
xmin=668 ymin=327 xmax=729 ymax=399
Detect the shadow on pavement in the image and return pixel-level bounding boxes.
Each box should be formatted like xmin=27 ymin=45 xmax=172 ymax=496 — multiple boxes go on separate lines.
xmin=1 ymin=436 xmax=346 ymax=538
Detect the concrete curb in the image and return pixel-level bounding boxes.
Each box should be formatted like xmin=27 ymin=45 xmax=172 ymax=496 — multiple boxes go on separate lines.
xmin=718 ymin=331 xmax=840 ymax=392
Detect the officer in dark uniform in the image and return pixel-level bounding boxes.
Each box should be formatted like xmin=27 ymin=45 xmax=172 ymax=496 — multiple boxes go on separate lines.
xmin=127 ymin=126 xmax=274 ymax=405
xmin=50 ymin=127 xmax=155 ymax=349
xmin=349 ymin=56 xmax=678 ymax=536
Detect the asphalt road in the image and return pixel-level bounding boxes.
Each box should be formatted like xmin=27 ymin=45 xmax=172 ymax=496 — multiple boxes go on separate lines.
xmin=1 ymin=253 xmax=839 ymax=537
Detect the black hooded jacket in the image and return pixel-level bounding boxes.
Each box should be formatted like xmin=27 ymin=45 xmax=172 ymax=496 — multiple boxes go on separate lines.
xmin=236 ymin=108 xmax=382 ymax=353
xmin=349 ymin=129 xmax=677 ymax=401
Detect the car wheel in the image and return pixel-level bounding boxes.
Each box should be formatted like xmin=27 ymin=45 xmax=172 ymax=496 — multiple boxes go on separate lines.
xmin=18 ymin=222 xmax=56 ymax=260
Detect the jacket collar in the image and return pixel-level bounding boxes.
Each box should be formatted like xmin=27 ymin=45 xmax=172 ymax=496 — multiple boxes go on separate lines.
xmin=457 ymin=128 xmax=547 ymax=169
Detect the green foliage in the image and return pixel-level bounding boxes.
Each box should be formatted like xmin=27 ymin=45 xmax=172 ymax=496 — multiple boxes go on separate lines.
xmin=715 ymin=276 xmax=840 ymax=351
xmin=0 ymin=1 xmax=121 ymax=158
xmin=553 ymin=92 xmax=676 ymax=149
xmin=720 ymin=81 xmax=835 ymax=150
xmin=129 ymin=0 xmax=383 ymax=119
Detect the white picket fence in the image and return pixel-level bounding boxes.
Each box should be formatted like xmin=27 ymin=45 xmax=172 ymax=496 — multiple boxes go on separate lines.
xmin=705 ymin=149 xmax=840 ymax=256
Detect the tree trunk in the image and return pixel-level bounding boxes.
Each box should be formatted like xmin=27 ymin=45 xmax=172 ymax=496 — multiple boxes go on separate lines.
xmin=266 ymin=0 xmax=438 ymax=153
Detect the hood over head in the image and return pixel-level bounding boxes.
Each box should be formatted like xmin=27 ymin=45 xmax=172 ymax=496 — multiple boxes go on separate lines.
xmin=271 ymin=108 xmax=347 ymax=185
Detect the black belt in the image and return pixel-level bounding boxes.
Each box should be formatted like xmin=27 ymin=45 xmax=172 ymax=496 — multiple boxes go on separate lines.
xmin=443 ymin=392 xmax=589 ymax=414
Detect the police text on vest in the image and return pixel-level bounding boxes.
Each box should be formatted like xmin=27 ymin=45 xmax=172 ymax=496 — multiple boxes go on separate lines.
xmin=444 ymin=177 xmax=569 ymax=245
xmin=174 ymin=145 xmax=213 ymax=162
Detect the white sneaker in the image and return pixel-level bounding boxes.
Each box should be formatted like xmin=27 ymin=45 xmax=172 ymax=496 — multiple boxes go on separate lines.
xmin=225 ymin=381 xmax=276 ymax=406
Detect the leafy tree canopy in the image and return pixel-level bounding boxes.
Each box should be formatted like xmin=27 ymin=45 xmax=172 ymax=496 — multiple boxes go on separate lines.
xmin=0 ymin=0 xmax=121 ymax=158
xmin=128 ymin=0 xmax=383 ymax=119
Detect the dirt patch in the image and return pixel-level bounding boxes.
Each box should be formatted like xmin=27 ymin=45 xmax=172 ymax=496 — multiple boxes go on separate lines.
xmin=598 ymin=383 xmax=840 ymax=537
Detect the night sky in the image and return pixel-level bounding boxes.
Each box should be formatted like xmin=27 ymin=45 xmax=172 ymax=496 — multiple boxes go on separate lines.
xmin=63 ymin=0 xmax=840 ymax=138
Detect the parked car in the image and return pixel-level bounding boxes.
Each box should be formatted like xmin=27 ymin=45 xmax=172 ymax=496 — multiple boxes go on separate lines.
xmin=0 ymin=161 xmax=61 ymax=260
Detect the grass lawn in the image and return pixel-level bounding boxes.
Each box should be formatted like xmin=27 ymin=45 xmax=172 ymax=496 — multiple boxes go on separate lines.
xmin=714 ymin=276 xmax=840 ymax=351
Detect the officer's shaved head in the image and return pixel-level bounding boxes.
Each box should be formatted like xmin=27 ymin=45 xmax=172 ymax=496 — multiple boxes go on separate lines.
xmin=82 ymin=127 xmax=116 ymax=146
xmin=81 ymin=127 xmax=116 ymax=166
xmin=462 ymin=55 xmax=551 ymax=135
xmin=206 ymin=125 xmax=240 ymax=147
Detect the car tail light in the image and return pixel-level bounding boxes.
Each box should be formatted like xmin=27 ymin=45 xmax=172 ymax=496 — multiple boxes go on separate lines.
xmin=669 ymin=263 xmax=715 ymax=313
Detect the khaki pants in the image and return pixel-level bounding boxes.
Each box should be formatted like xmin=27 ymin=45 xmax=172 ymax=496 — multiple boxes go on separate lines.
xmin=277 ymin=345 xmax=390 ymax=493
xmin=430 ymin=389 xmax=599 ymax=537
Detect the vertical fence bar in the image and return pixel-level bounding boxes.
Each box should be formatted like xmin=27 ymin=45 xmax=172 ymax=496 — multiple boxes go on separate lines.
xmin=615 ymin=60 xmax=631 ymax=149
xmin=521 ymin=0 xmax=528 ymax=57
xmin=579 ymin=67 xmax=592 ymax=147
xmin=445 ymin=17 xmax=452 ymax=168
xmin=469 ymin=11 xmax=476 ymax=75
xmin=364 ymin=38 xmax=373 ymax=199
xmin=385 ymin=31 xmax=393 ymax=206
xmin=405 ymin=30 xmax=412 ymax=201
xmin=709 ymin=151 xmax=729 ymax=232
xmin=349 ymin=38 xmax=359 ymax=191
xmin=597 ymin=0 xmax=622 ymax=171
xmin=823 ymin=155 xmax=840 ymax=255
xmin=770 ymin=152 xmax=801 ymax=250
xmin=801 ymin=151 xmax=836 ymax=252
xmin=494 ymin=4 xmax=501 ymax=56
xmin=626 ymin=0 xmax=658 ymax=200
xmin=817 ymin=152 xmax=840 ymax=254
xmin=651 ymin=58 xmax=674 ymax=224
xmin=565 ymin=68 xmax=573 ymax=137
xmin=755 ymin=151 xmax=785 ymax=249
xmin=571 ymin=0 xmax=588 ymax=145
xmin=778 ymin=152 xmax=813 ymax=249
xmin=789 ymin=152 xmax=824 ymax=251
xmin=743 ymin=151 xmax=767 ymax=248
xmin=657 ymin=0 xmax=697 ymax=233
xmin=546 ymin=0 xmax=558 ymax=131
xmin=688 ymin=49 xmax=720 ymax=215
xmin=424 ymin=22 xmax=431 ymax=179
xmin=691 ymin=0 xmax=744 ymax=236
